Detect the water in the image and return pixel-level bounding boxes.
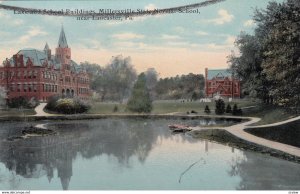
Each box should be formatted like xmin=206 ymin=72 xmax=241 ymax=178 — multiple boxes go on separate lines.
xmin=0 ymin=118 xmax=299 ymax=190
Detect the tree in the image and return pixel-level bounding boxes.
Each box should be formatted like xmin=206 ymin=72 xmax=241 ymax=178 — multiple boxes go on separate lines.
xmin=155 ymin=73 xmax=205 ymax=100
xmin=215 ymin=99 xmax=225 ymax=115
xmin=204 ymin=105 xmax=211 ymax=114
xmin=127 ymin=73 xmax=152 ymax=113
xmin=226 ymin=104 xmax=232 ymax=113
xmin=0 ymin=86 xmax=6 ymax=108
xmin=144 ymin=68 xmax=158 ymax=99
xmin=229 ymin=0 xmax=300 ymax=112
xmin=92 ymin=55 xmax=137 ymax=102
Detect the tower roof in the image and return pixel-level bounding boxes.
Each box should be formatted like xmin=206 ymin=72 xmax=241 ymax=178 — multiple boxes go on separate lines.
xmin=58 ymin=26 xmax=68 ymax=48
xmin=44 ymin=42 xmax=50 ymax=50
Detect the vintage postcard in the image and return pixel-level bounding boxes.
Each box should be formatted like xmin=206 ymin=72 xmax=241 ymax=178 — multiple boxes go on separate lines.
xmin=0 ymin=0 xmax=299 ymax=192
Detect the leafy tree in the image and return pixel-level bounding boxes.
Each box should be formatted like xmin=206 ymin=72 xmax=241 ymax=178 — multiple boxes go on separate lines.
xmin=232 ymin=104 xmax=243 ymax=116
xmin=155 ymin=73 xmax=205 ymax=100
xmin=92 ymin=55 xmax=137 ymax=102
xmin=145 ymin=68 xmax=158 ymax=99
xmin=229 ymin=0 xmax=300 ymax=112
xmin=204 ymin=105 xmax=211 ymax=114
xmin=127 ymin=73 xmax=152 ymax=113
xmin=215 ymin=99 xmax=225 ymax=115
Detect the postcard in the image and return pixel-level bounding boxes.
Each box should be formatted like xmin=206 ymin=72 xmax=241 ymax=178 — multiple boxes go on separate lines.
xmin=0 ymin=0 xmax=299 ymax=192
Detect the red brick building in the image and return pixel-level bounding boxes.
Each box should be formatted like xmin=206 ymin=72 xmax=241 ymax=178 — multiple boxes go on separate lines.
xmin=205 ymin=68 xmax=240 ymax=98
xmin=0 ymin=27 xmax=91 ymax=102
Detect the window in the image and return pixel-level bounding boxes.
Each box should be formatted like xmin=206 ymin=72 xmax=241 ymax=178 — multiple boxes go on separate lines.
xmin=17 ymin=84 xmax=21 ymax=92
xmin=24 ymin=71 xmax=27 ymax=79
xmin=33 ymin=71 xmax=37 ymax=79
xmin=23 ymin=84 xmax=27 ymax=92
xmin=33 ymin=84 xmax=37 ymax=92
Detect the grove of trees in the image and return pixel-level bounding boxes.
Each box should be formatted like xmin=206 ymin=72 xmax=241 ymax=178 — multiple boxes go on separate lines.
xmin=229 ymin=0 xmax=300 ymax=112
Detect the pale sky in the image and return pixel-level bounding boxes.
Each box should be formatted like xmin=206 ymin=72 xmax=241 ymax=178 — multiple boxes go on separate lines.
xmin=0 ymin=0 xmax=284 ymax=77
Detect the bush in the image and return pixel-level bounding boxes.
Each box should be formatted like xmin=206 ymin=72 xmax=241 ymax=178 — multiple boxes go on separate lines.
xmin=232 ymin=104 xmax=243 ymax=116
xmin=215 ymin=99 xmax=225 ymax=115
xmin=7 ymin=96 xmax=38 ymax=108
xmin=113 ymin=105 xmax=119 ymax=112
xmin=204 ymin=105 xmax=211 ymax=114
xmin=226 ymin=104 xmax=232 ymax=113
xmin=45 ymin=95 xmax=60 ymax=111
xmin=45 ymin=97 xmax=90 ymax=114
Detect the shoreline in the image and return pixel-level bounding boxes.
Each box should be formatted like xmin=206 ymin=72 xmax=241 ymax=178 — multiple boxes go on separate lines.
xmin=1 ymin=112 xmax=300 ymax=164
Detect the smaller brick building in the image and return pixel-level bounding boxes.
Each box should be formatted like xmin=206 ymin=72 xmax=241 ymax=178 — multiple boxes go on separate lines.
xmin=205 ymin=68 xmax=240 ymax=98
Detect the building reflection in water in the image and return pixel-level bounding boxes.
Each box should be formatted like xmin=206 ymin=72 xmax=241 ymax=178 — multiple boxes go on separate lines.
xmin=0 ymin=119 xmax=193 ymax=190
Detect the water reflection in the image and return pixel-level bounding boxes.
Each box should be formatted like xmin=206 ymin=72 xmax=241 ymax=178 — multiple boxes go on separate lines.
xmin=0 ymin=118 xmax=299 ymax=190
xmin=0 ymin=119 xmax=191 ymax=190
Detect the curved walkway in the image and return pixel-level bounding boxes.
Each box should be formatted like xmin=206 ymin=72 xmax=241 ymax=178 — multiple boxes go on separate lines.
xmin=192 ymin=115 xmax=300 ymax=157
xmin=33 ymin=103 xmax=300 ymax=157
xmin=34 ymin=103 xmax=53 ymax=116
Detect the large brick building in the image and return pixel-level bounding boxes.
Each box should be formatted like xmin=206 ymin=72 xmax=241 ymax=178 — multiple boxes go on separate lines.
xmin=205 ymin=68 xmax=240 ymax=98
xmin=0 ymin=27 xmax=91 ymax=102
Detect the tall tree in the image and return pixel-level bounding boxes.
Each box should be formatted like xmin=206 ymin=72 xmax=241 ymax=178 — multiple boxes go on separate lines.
xmin=92 ymin=55 xmax=137 ymax=102
xmin=127 ymin=73 xmax=152 ymax=113
xmin=144 ymin=68 xmax=158 ymax=99
xmin=229 ymin=0 xmax=300 ymax=111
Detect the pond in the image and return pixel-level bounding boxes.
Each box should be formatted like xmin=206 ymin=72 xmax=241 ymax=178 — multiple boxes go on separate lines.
xmin=0 ymin=118 xmax=299 ymax=190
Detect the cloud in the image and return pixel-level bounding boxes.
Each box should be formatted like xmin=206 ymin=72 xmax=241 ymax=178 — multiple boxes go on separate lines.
xmin=244 ymin=19 xmax=255 ymax=27
xmin=225 ymin=36 xmax=236 ymax=45
xmin=203 ymin=9 xmax=234 ymax=25
xmin=145 ymin=3 xmax=157 ymax=11
xmin=111 ymin=32 xmax=145 ymax=40
xmin=161 ymin=34 xmax=181 ymax=40
xmin=19 ymin=26 xmax=48 ymax=43
xmin=76 ymin=38 xmax=102 ymax=50
xmin=0 ymin=11 xmax=24 ymax=26
xmin=196 ymin=31 xmax=209 ymax=36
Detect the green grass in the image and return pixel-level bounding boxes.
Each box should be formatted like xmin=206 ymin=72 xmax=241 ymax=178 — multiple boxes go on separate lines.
xmin=0 ymin=108 xmax=36 ymax=117
xmin=244 ymin=105 xmax=297 ymax=125
xmin=88 ymin=100 xmax=298 ymax=126
xmin=88 ymin=99 xmax=258 ymax=115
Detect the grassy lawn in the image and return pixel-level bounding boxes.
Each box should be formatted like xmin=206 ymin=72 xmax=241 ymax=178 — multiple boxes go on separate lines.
xmin=0 ymin=108 xmax=36 ymax=117
xmin=88 ymin=100 xmax=299 ymax=126
xmin=88 ymin=99 xmax=258 ymax=115
xmin=244 ymin=105 xmax=297 ymax=126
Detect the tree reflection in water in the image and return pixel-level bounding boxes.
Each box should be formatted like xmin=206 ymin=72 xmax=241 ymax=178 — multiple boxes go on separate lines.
xmin=0 ymin=118 xmax=197 ymax=190
xmin=228 ymin=151 xmax=300 ymax=190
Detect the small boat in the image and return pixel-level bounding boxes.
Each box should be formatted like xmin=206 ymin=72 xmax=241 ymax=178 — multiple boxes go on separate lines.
xmin=168 ymin=124 xmax=192 ymax=132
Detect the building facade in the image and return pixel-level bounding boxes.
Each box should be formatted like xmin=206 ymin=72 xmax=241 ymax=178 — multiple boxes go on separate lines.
xmin=205 ymin=68 xmax=241 ymax=98
xmin=0 ymin=27 xmax=91 ymax=102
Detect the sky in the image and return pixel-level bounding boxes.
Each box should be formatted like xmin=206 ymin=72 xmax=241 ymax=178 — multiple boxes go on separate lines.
xmin=0 ymin=0 xmax=284 ymax=77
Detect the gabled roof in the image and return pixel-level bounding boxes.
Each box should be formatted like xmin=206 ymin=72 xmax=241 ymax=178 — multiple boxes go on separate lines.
xmin=58 ymin=26 xmax=68 ymax=48
xmin=17 ymin=49 xmax=47 ymax=66
xmin=207 ymin=69 xmax=232 ymax=80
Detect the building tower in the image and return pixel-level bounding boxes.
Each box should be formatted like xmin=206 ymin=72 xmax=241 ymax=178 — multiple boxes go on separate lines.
xmin=55 ymin=26 xmax=71 ymax=70
xmin=44 ymin=42 xmax=51 ymax=60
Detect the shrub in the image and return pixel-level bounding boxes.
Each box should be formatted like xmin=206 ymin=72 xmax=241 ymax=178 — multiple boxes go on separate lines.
xmin=215 ymin=99 xmax=225 ymax=115
xmin=45 ymin=97 xmax=90 ymax=114
xmin=113 ymin=105 xmax=118 ymax=112
xmin=45 ymin=95 xmax=60 ymax=111
xmin=191 ymin=110 xmax=198 ymax=114
xmin=232 ymin=104 xmax=243 ymax=116
xmin=7 ymin=96 xmax=39 ymax=108
xmin=204 ymin=105 xmax=211 ymax=114
xmin=226 ymin=104 xmax=232 ymax=113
